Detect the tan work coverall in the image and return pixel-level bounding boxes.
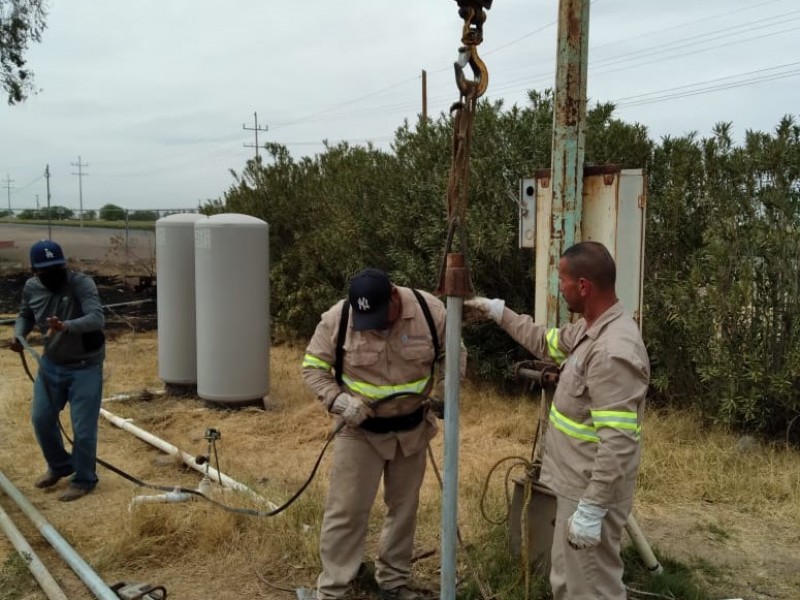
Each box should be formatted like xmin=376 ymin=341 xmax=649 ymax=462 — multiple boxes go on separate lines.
xmin=302 ymin=286 xmax=445 ymax=600
xmin=499 ymin=301 xmax=650 ymax=600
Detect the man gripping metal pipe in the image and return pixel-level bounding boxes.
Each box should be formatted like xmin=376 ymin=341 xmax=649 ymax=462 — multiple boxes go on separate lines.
xmin=465 ymin=241 xmax=651 ymax=599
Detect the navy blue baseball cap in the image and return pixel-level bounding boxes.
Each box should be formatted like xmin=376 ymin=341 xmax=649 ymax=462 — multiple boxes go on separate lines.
xmin=30 ymin=240 xmax=66 ymax=268
xmin=348 ymin=268 xmax=392 ymax=331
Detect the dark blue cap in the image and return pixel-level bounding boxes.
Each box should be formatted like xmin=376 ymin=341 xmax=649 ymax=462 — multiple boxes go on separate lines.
xmin=30 ymin=240 xmax=66 ymax=268
xmin=348 ymin=268 xmax=392 ymax=331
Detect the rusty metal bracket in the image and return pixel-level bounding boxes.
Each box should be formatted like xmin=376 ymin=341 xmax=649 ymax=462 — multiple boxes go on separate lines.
xmin=514 ymin=360 xmax=560 ymax=391
xmin=436 ymin=217 xmax=474 ymax=297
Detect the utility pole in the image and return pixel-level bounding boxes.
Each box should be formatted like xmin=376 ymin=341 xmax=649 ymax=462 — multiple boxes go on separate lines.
xmin=71 ymin=155 xmax=89 ymax=226
xmin=243 ymin=111 xmax=268 ymax=163
xmin=2 ymin=174 xmax=13 ymax=215
xmin=35 ymin=194 xmax=40 ymax=218
xmin=421 ymin=69 xmax=428 ymax=123
xmin=45 ymin=165 xmax=52 ymax=240
xmin=547 ymin=0 xmax=590 ymax=327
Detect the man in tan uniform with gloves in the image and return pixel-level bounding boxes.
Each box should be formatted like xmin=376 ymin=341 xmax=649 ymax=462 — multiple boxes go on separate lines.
xmin=302 ymin=268 xmax=446 ymax=600
xmin=465 ymin=241 xmax=649 ymax=600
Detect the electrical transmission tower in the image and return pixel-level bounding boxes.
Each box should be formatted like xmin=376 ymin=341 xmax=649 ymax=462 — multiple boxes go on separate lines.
xmin=243 ymin=111 xmax=268 ymax=162
xmin=2 ymin=174 xmax=14 ymax=214
xmin=71 ymin=156 xmax=89 ymax=226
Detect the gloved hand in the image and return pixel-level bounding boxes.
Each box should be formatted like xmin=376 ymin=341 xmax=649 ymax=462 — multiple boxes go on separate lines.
xmin=464 ymin=297 xmax=505 ymax=324
xmin=8 ymin=337 xmax=23 ymax=353
xmin=330 ymin=393 xmax=374 ymax=427
xmin=567 ymin=500 xmax=608 ymax=550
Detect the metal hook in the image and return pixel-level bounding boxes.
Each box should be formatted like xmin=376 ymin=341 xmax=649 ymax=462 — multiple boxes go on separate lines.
xmin=454 ymin=44 xmax=488 ymax=99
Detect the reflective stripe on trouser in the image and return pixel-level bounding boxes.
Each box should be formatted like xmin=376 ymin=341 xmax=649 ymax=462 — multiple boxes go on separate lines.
xmin=549 ymin=494 xmax=633 ymax=600
xmin=316 ymin=432 xmax=427 ymax=599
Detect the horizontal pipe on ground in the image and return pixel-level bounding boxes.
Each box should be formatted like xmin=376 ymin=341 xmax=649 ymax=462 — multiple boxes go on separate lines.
xmin=102 ymin=389 xmax=166 ymax=403
xmin=0 ymin=471 xmax=118 ymax=600
xmin=1 ymin=299 xmax=155 ymax=326
xmin=99 ymin=406 xmax=279 ymax=511
xmin=0 ymin=502 xmax=69 ymax=600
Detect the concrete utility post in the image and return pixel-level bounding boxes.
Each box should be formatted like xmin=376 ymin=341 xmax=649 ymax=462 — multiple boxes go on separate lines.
xmin=547 ymin=0 xmax=590 ymax=327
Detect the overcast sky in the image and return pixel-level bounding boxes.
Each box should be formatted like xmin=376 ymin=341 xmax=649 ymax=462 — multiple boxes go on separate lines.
xmin=1 ymin=0 xmax=797 ymax=213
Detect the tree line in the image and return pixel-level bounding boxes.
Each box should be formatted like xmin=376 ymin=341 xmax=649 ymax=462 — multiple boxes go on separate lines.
xmin=201 ymin=90 xmax=800 ymax=440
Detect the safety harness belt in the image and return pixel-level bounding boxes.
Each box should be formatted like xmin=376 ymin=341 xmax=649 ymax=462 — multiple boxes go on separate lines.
xmin=334 ymin=289 xmax=440 ymax=387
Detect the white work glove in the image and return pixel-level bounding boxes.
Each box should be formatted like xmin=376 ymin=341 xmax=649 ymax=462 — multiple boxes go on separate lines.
xmin=330 ymin=393 xmax=374 ymax=427
xmin=567 ymin=500 xmax=608 ymax=550
xmin=463 ymin=297 xmax=505 ymax=324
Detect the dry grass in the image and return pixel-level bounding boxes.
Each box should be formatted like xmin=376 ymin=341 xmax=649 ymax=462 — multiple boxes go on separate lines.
xmin=1 ymin=330 xmax=800 ymax=599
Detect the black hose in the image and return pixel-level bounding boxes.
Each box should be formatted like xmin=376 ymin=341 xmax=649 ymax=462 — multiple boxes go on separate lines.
xmin=15 ymin=338 xmax=429 ymax=517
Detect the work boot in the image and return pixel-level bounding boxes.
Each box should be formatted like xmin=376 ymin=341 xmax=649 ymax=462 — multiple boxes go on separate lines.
xmin=34 ymin=469 xmax=73 ymax=489
xmin=378 ymin=586 xmax=421 ymax=600
xmin=58 ymin=485 xmax=93 ymax=502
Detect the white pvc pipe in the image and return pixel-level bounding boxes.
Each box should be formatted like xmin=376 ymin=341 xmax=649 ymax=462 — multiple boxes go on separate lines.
xmin=0 ymin=503 xmax=69 ymax=600
xmin=626 ymin=514 xmax=663 ymax=574
xmin=102 ymin=389 xmax=166 ymax=403
xmin=0 ymin=471 xmax=118 ymax=600
xmin=129 ymin=488 xmax=194 ymax=510
xmin=99 ymin=407 xmax=279 ymax=511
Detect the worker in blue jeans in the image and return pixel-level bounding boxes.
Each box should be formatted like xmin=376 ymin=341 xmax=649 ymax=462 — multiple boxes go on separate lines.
xmin=10 ymin=240 xmax=106 ymax=502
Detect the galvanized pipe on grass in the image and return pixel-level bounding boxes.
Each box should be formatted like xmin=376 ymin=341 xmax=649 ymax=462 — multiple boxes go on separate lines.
xmin=0 ymin=471 xmax=118 ymax=600
xmin=0 ymin=502 xmax=69 ymax=600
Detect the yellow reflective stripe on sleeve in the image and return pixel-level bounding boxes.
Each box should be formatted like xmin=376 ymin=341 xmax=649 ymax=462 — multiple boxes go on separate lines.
xmin=591 ymin=410 xmax=641 ymax=438
xmin=342 ymin=375 xmax=431 ymax=400
xmin=546 ymin=328 xmax=567 ymax=366
xmin=549 ymin=405 xmax=600 ymax=443
xmin=302 ymin=354 xmax=332 ymax=371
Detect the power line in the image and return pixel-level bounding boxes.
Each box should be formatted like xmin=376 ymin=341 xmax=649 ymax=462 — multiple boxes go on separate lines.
xmin=612 ymin=60 xmax=800 ymax=103
xmin=615 ymin=68 xmax=800 ymax=108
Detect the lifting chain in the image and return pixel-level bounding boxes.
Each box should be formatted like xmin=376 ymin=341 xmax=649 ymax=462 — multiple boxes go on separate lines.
xmin=437 ymin=0 xmax=493 ymax=297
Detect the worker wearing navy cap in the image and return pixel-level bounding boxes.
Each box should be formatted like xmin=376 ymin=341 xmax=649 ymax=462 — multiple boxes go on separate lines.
xmin=10 ymin=240 xmax=105 ymax=502
xmin=303 ymin=268 xmax=452 ymax=600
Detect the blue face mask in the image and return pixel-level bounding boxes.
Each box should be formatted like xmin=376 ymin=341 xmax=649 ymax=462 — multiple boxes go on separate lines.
xmin=36 ymin=267 xmax=68 ymax=293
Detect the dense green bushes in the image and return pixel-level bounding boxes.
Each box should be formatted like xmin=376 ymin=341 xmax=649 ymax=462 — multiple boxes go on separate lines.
xmin=203 ymin=92 xmax=800 ymax=439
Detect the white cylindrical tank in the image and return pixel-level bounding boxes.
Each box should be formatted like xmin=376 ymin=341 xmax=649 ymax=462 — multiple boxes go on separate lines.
xmin=195 ymin=214 xmax=269 ymax=405
xmin=156 ymin=213 xmax=207 ymax=385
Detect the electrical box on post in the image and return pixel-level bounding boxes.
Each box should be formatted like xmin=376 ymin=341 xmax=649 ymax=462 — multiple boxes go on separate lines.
xmin=581 ymin=168 xmax=646 ymax=327
xmin=529 ymin=167 xmax=646 ymax=327
xmin=518 ymin=178 xmax=537 ymax=248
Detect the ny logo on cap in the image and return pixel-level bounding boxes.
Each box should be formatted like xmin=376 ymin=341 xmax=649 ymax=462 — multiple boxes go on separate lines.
xmin=45 ymin=249 xmax=55 ymax=259
xmin=357 ymin=297 xmax=370 ymax=311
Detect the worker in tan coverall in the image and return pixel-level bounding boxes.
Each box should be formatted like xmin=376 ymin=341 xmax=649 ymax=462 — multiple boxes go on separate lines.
xmin=465 ymin=241 xmax=650 ymax=600
xmin=302 ymin=268 xmax=446 ymax=600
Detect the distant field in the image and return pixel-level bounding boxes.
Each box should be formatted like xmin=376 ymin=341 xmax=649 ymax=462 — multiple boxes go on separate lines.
xmin=0 ymin=222 xmax=156 ymax=268
xmin=0 ymin=217 xmax=155 ymax=231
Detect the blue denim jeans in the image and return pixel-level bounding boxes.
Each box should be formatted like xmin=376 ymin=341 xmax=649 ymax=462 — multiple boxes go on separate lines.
xmin=31 ymin=356 xmax=104 ymax=490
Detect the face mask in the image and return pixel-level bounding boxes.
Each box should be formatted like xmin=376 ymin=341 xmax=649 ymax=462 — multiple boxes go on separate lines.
xmin=36 ymin=267 xmax=68 ymax=293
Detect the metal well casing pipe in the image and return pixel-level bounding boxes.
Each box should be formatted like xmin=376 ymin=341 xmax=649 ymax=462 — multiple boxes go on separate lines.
xmin=0 ymin=502 xmax=68 ymax=600
xmin=0 ymin=471 xmax=119 ymax=600
xmin=440 ymin=296 xmax=463 ymax=600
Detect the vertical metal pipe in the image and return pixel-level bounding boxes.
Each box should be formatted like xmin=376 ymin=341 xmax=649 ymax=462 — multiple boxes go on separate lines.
xmin=440 ymin=296 xmax=463 ymax=600
xmin=0 ymin=471 xmax=119 ymax=600
xmin=0 ymin=503 xmax=69 ymax=600
xmin=548 ymin=0 xmax=590 ymax=327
